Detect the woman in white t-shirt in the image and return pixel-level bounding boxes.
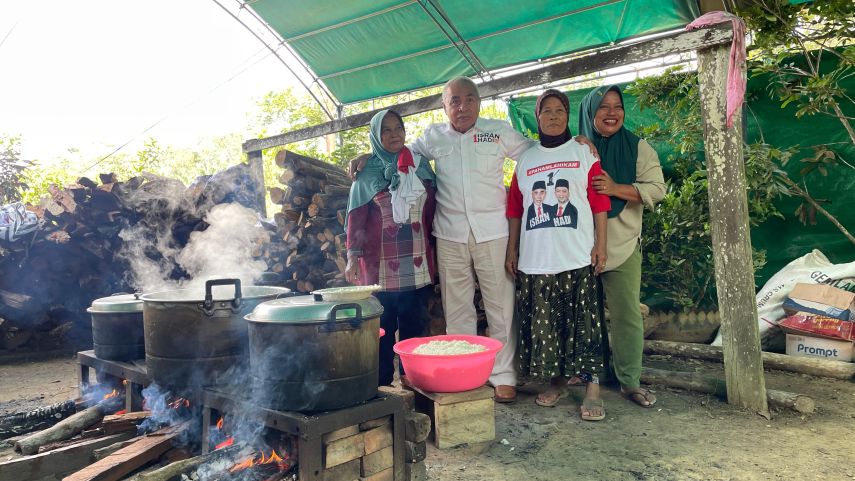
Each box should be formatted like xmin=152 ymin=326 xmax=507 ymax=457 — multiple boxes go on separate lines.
xmin=505 ymin=89 xmax=611 ymax=421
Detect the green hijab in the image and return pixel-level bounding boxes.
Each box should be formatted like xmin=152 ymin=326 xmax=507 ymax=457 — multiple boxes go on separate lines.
xmin=578 ymin=85 xmax=639 ymax=218
xmin=345 ymin=110 xmax=435 ymax=228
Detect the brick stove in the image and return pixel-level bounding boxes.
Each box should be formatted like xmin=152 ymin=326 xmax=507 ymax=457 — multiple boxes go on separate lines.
xmin=201 ymin=388 xmax=407 ymax=481
xmin=77 ymin=349 xmax=408 ymax=480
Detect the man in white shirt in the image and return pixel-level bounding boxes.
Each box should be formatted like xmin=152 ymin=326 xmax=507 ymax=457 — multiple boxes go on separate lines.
xmin=406 ymin=77 xmax=531 ymax=402
xmin=350 ymin=77 xmax=596 ymax=402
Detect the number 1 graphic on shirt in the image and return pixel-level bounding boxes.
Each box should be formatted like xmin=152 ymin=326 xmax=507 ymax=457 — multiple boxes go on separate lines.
xmin=546 ymin=172 xmax=555 ymax=186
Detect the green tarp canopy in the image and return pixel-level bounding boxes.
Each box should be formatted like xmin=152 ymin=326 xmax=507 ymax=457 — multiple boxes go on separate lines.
xmin=249 ymin=0 xmax=699 ymax=104
xmin=506 ymin=66 xmax=855 ymax=289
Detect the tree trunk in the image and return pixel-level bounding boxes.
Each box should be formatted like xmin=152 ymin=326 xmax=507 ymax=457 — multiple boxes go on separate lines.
xmin=697 ymin=41 xmax=769 ymax=417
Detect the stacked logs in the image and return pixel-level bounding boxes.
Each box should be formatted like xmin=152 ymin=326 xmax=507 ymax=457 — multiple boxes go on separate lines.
xmin=0 ymin=163 xmax=262 ymax=353
xmin=268 ymin=150 xmax=352 ymax=293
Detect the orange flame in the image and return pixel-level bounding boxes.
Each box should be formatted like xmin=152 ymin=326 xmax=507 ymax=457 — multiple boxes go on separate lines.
xmin=103 ymin=389 xmax=119 ymax=400
xmin=264 ymin=449 xmax=285 ymax=465
xmin=228 ymin=455 xmax=256 ymax=473
xmin=214 ymin=437 xmax=234 ymax=450
xmin=216 ymin=417 xmax=224 ymax=430
xmin=228 ymin=449 xmax=289 ymax=473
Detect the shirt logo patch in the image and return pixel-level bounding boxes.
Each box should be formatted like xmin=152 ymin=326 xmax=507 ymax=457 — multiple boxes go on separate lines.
xmin=526 ymin=161 xmax=579 ymax=176
xmin=473 ymin=132 xmax=500 ymax=143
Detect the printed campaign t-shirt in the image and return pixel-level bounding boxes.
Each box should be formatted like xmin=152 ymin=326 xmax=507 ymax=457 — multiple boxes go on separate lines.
xmin=507 ymin=140 xmax=610 ymax=275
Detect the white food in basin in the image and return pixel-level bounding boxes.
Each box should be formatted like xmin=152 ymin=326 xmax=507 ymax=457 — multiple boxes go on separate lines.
xmin=412 ymin=339 xmax=487 ymax=355
xmin=312 ymin=285 xmax=381 ymax=301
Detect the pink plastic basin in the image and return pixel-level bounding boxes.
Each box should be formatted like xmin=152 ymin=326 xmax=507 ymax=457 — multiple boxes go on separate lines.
xmin=393 ymin=334 xmax=503 ymax=393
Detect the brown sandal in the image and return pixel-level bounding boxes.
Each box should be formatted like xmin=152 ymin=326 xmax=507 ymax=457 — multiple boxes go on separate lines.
xmin=535 ymin=388 xmax=567 ymax=407
xmin=580 ymin=398 xmax=606 ymax=421
xmin=622 ymin=387 xmax=657 ymax=408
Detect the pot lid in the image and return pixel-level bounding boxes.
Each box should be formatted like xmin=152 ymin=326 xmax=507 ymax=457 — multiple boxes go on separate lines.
xmin=139 ymin=285 xmax=291 ymax=303
xmin=246 ymin=294 xmax=383 ymax=323
xmin=88 ymin=294 xmax=144 ymax=313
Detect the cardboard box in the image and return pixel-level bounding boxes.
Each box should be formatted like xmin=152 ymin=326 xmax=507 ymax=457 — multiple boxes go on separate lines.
xmin=784 ymin=283 xmax=855 ymax=321
xmin=785 ymin=334 xmax=854 ymax=362
xmin=779 ymin=312 xmax=855 ymax=341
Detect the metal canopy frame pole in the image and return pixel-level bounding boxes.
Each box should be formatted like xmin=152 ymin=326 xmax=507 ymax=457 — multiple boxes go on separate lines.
xmin=242 ymin=23 xmax=733 ymax=153
xmin=214 ymin=0 xmax=338 ymax=120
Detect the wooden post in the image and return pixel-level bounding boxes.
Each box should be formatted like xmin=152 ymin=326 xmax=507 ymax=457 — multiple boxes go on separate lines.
xmin=696 ymin=41 xmax=769 ymax=417
xmin=247 ymin=149 xmax=267 ymax=218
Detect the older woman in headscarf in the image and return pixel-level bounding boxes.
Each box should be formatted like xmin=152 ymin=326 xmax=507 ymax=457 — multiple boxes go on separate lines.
xmin=505 ymin=89 xmax=610 ymax=421
xmin=579 ymin=85 xmax=666 ymax=408
xmin=345 ymin=109 xmax=437 ymax=387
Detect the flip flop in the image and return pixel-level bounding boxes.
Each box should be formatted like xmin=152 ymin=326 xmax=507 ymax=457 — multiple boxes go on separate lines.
xmin=622 ymin=387 xmax=657 ymax=408
xmin=535 ymin=388 xmax=567 ymax=407
xmin=580 ymin=398 xmax=606 ymax=421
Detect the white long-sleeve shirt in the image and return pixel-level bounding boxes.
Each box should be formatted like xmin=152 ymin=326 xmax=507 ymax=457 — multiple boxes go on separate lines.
xmin=410 ymin=118 xmax=532 ymax=244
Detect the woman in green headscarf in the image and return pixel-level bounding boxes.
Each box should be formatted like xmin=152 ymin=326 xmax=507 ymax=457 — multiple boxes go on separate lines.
xmin=345 ymin=109 xmax=437 ymax=387
xmin=579 ymin=85 xmax=666 ymax=407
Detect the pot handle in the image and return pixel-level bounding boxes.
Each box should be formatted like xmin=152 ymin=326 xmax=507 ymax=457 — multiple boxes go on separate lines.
xmin=204 ymin=278 xmax=242 ymax=311
xmin=326 ymin=303 xmax=363 ymax=331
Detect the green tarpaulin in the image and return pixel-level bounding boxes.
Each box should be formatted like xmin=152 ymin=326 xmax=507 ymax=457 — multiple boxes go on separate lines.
xmin=249 ymin=0 xmax=699 ymax=104
xmin=506 ymin=70 xmax=855 ymax=289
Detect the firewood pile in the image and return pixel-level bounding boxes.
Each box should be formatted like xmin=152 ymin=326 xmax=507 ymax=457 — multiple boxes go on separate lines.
xmin=0 ymin=163 xmax=263 ymax=353
xmin=0 ymin=393 xmax=202 ymax=481
xmin=267 ymin=150 xmax=352 ymax=293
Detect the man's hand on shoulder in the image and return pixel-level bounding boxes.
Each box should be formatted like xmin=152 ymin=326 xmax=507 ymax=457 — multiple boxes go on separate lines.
xmin=348 ymin=153 xmax=371 ymax=180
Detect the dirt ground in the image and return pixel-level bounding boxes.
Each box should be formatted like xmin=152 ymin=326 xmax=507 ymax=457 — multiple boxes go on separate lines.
xmin=2 ymin=354 xmax=854 ymax=481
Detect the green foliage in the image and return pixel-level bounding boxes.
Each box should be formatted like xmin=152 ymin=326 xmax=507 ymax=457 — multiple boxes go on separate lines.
xmin=0 ymin=135 xmax=32 ymax=204
xmin=627 ymin=68 xmax=785 ymax=311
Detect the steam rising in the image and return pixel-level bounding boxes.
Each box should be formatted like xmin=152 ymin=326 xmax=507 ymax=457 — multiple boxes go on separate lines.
xmin=119 ymin=203 xmax=268 ymax=293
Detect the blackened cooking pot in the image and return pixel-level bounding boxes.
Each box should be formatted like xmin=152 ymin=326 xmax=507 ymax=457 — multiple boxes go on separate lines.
xmin=245 ymin=294 xmax=383 ymax=412
xmin=140 ymin=279 xmax=290 ymax=388
xmin=88 ymin=293 xmax=144 ymax=361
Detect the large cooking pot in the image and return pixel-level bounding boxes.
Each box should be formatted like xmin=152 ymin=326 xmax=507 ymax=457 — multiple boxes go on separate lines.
xmin=88 ymin=293 xmax=144 ymax=361
xmin=245 ymin=294 xmax=383 ymax=412
xmin=140 ymin=279 xmax=291 ymax=388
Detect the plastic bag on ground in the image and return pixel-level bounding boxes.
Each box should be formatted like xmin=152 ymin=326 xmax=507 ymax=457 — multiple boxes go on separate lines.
xmin=711 ymin=249 xmax=855 ymax=351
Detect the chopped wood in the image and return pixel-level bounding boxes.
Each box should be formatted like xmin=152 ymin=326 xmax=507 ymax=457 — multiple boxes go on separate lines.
xmin=0 ymin=432 xmax=133 ymax=481
xmin=62 ymin=421 xmax=189 ymax=481
xmin=15 ymin=400 xmax=119 ymax=455
xmin=100 ymin=411 xmax=150 ymax=435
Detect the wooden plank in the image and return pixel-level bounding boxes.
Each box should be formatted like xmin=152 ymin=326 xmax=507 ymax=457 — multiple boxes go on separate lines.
xmin=643 ymin=340 xmax=855 ymax=380
xmin=0 ymin=433 xmax=133 ymax=481
xmin=362 ymin=424 xmax=393 ymax=455
xmin=697 ymin=41 xmax=769 ymax=418
xmin=324 ymin=432 xmax=364 ymax=469
xmin=409 ymin=385 xmax=493 ymax=406
xmin=101 ymin=412 xmax=150 ymax=435
xmin=242 ymin=23 xmax=733 ymax=152
xmin=360 ymin=445 xmax=393 ymax=477
xmin=62 ymin=422 xmax=188 ymax=481
xmin=433 ymin=398 xmax=494 ymax=449
xmin=321 ymin=458 xmax=360 ymax=481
